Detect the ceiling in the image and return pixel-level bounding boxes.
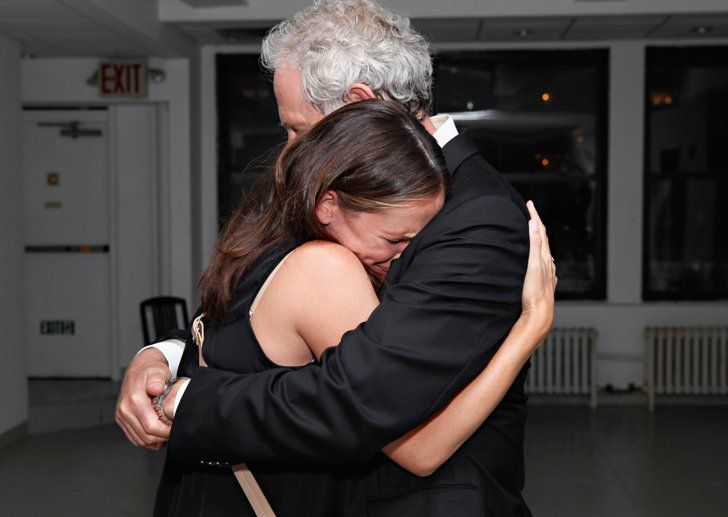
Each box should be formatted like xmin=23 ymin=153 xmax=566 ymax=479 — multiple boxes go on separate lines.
xmin=178 ymin=13 xmax=728 ymax=46
xmin=0 ymin=0 xmax=727 ymax=58
xmin=179 ymin=0 xmax=248 ymax=6
xmin=0 ymin=0 xmax=151 ymax=57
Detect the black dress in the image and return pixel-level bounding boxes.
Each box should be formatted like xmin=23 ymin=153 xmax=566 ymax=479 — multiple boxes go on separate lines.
xmin=154 ymin=240 xmax=337 ymax=516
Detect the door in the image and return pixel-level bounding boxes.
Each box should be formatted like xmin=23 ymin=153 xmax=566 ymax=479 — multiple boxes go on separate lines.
xmin=23 ymin=109 xmax=111 ymax=377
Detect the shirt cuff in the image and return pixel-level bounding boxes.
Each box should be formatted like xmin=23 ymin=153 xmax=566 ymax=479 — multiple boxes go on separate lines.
xmin=173 ymin=379 xmax=191 ymax=416
xmin=137 ymin=339 xmax=185 ymax=378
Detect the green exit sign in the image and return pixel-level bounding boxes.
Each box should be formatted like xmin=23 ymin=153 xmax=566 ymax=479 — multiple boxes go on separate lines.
xmin=40 ymin=320 xmax=75 ymax=335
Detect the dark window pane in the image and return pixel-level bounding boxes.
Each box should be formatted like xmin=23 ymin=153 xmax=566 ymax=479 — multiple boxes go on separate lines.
xmin=644 ymin=46 xmax=728 ymax=300
xmin=647 ymin=178 xmax=728 ymax=295
xmin=217 ymin=55 xmax=285 ymax=223
xmin=435 ymin=50 xmax=608 ymax=299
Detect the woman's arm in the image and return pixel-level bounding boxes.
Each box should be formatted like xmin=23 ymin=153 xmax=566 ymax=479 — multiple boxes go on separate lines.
xmin=383 ymin=316 xmax=543 ymax=476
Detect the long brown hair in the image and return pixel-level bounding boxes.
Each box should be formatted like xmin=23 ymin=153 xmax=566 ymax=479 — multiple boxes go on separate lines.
xmin=199 ymin=99 xmax=449 ymax=322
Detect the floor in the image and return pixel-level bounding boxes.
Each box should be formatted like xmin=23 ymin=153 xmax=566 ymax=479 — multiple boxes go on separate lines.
xmin=523 ymin=406 xmax=728 ymax=517
xmin=27 ymin=379 xmax=118 ymax=434
xmin=1 ymin=397 xmax=727 ymax=516
xmin=0 ymin=424 xmax=162 ymax=516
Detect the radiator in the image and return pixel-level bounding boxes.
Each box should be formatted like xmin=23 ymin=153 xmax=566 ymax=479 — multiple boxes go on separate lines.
xmin=526 ymin=327 xmax=598 ymax=408
xmin=646 ymin=327 xmax=728 ymax=411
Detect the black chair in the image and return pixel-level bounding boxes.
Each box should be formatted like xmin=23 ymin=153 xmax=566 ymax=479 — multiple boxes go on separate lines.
xmin=140 ymin=296 xmax=189 ymax=345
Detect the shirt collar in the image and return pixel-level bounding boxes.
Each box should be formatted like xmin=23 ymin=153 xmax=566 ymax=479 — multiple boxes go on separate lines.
xmin=430 ymin=114 xmax=459 ymax=148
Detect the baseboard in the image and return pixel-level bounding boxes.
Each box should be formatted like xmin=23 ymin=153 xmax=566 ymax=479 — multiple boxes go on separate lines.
xmin=529 ymin=394 xmax=594 ymax=406
xmin=528 ymin=390 xmax=646 ymax=407
xmin=651 ymin=395 xmax=728 ymax=407
xmin=529 ymin=391 xmax=728 ymax=408
xmin=29 ymin=399 xmax=116 ymax=434
xmin=0 ymin=421 xmax=27 ymax=450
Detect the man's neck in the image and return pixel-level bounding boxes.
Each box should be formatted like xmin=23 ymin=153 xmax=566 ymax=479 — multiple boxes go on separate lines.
xmin=421 ymin=116 xmax=437 ymax=135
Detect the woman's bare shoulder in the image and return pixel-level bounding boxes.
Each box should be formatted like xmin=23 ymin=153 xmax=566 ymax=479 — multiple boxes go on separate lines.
xmin=270 ymin=240 xmax=377 ymax=358
xmin=274 ymin=240 xmax=375 ymax=316
xmin=285 ymin=240 xmax=368 ymax=278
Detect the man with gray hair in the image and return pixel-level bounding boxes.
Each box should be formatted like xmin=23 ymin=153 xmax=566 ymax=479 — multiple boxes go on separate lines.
xmin=261 ymin=0 xmax=433 ymax=126
xmin=117 ymin=1 xmax=534 ymax=515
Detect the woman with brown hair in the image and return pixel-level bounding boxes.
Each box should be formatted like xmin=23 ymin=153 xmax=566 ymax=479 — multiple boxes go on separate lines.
xmin=153 ymin=100 xmax=556 ymax=516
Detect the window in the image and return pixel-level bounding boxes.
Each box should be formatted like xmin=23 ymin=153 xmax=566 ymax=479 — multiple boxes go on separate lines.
xmin=433 ymin=50 xmax=609 ymax=299
xmin=644 ymin=47 xmax=728 ymax=300
xmin=217 ymin=54 xmax=285 ymax=223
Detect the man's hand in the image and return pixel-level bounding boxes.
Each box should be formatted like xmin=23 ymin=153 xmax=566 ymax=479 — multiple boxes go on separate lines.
xmin=115 ymin=347 xmax=172 ymax=449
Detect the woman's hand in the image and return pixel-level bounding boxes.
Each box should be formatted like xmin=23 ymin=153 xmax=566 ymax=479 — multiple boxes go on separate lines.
xmin=519 ymin=201 xmax=557 ymax=345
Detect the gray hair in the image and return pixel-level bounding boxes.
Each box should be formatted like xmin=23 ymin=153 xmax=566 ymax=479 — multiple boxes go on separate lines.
xmin=261 ymin=0 xmax=432 ymax=116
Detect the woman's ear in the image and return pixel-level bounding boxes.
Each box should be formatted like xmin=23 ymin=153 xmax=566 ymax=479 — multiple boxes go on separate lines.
xmin=315 ymin=190 xmax=340 ymax=226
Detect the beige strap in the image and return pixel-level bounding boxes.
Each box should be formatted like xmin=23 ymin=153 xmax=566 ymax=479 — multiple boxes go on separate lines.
xmin=192 ymin=313 xmax=207 ymax=367
xmin=191 ymin=313 xmax=277 ymax=516
xmin=232 ymin=463 xmax=277 ymax=516
xmin=249 ymin=250 xmax=295 ymax=316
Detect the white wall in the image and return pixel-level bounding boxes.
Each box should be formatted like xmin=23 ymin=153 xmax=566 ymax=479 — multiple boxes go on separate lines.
xmin=0 ymin=34 xmax=28 ymax=435
xmin=111 ymin=104 xmax=165 ymax=371
xmin=21 ymin=58 xmax=193 ymax=307
xmin=194 ymin=45 xmax=218 ymax=280
xmin=21 ymin=57 xmax=194 ymax=370
xmin=200 ymin=38 xmax=728 ymax=390
xmin=189 ymin=45 xmax=217 ymax=283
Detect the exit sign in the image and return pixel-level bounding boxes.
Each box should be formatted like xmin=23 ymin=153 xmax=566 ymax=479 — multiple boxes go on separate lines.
xmin=98 ymin=60 xmax=148 ymax=98
xmin=40 ymin=320 xmax=75 ymax=335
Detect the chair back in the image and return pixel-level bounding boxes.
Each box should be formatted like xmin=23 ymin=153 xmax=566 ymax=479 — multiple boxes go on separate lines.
xmin=140 ymin=296 xmax=189 ymax=344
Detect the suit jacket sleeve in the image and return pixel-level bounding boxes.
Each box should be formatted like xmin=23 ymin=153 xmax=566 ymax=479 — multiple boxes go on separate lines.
xmin=154 ymin=307 xmax=202 ymax=379
xmin=168 ymin=194 xmax=528 ymax=464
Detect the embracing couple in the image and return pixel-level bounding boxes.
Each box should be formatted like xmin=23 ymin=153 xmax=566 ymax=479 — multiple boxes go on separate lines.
xmin=116 ymin=1 xmax=557 ymax=516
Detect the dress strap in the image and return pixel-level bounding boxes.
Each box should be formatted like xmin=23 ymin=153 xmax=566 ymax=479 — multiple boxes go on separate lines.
xmin=249 ymin=250 xmax=295 ymax=317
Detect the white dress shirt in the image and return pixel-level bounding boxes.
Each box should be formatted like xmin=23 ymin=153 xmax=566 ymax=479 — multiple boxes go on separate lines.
xmin=140 ymin=114 xmax=459 ymax=413
xmin=430 ymin=113 xmax=458 ymax=148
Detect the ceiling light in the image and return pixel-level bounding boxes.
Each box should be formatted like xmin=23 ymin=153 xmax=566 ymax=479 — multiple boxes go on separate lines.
xmin=514 ymin=29 xmax=534 ymax=38
xmin=690 ymin=25 xmax=713 ymax=35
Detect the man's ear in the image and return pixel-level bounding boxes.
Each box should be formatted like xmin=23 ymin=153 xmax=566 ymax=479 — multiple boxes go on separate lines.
xmin=346 ymin=83 xmax=377 ymax=103
xmin=315 ymin=190 xmax=340 ymax=225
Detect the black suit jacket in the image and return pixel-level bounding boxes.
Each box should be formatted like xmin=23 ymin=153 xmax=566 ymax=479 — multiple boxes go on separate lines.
xmin=170 ymin=132 xmax=531 ymax=516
